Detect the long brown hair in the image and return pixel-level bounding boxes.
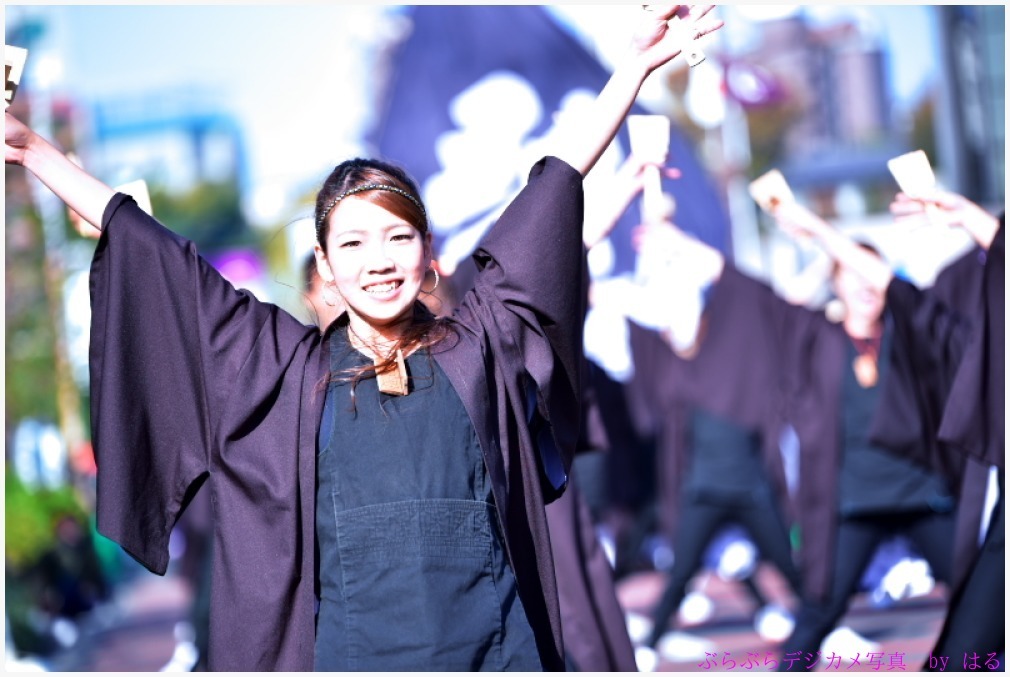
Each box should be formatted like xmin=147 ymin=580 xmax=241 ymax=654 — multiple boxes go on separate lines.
xmin=315 ymin=158 xmax=455 ymax=392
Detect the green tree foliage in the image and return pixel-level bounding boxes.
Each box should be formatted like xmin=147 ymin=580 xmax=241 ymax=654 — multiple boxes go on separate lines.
xmin=746 ymin=98 xmax=805 ymax=179
xmin=4 ymin=469 xmax=88 ymax=572
xmin=909 ymin=95 xmax=937 ymax=169
xmin=148 ymin=179 xmax=258 ymax=253
xmin=5 ymin=469 xmax=96 ymax=656
xmin=4 ymin=206 xmax=59 ymax=426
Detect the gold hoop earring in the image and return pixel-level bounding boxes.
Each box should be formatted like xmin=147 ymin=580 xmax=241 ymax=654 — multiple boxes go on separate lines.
xmin=322 ymin=280 xmax=340 ymax=307
xmin=422 ymin=267 xmax=440 ymax=295
xmin=824 ymin=298 xmax=846 ymax=324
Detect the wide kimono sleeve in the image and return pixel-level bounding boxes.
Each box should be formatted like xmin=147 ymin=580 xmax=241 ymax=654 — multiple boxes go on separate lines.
xmin=870 ymin=271 xmax=977 ymax=477
xmin=674 ymin=263 xmax=828 ymax=431
xmin=89 ymin=193 xmax=308 ymax=575
xmin=874 ymin=221 xmax=1004 ymax=470
xmin=939 ymin=221 xmax=1004 ymax=467
xmin=467 ymin=156 xmax=586 ymax=498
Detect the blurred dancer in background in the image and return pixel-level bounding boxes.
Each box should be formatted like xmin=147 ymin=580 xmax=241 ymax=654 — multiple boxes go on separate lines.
xmin=624 ymin=208 xmax=959 ymax=671
xmin=626 ymin=316 xmax=802 ymax=658
xmin=782 ymin=191 xmax=1004 ymax=671
xmin=624 ymin=218 xmax=802 ymax=665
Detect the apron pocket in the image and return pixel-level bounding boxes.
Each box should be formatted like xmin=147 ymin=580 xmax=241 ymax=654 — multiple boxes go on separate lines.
xmin=334 ymin=498 xmax=504 ymax=671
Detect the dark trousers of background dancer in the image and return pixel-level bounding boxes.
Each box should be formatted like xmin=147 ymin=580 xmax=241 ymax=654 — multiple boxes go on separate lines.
xmin=647 ymin=488 xmax=801 ymax=648
xmin=779 ymin=509 xmax=955 ymax=671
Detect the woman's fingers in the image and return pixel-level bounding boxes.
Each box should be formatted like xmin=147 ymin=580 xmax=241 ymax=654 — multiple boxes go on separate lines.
xmin=890 ymin=190 xmax=964 ymax=215
xmin=686 ymin=5 xmax=716 ymax=23
xmin=889 ymin=193 xmax=925 ymax=216
xmin=636 ymin=4 xmax=723 ymax=53
xmin=692 ymin=17 xmax=725 ymax=40
xmin=641 ymin=4 xmax=685 ymax=21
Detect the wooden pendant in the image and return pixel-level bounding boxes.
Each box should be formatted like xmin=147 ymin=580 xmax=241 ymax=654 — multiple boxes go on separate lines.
xmin=853 ymin=354 xmax=878 ymax=388
xmin=376 ymin=349 xmax=409 ymax=396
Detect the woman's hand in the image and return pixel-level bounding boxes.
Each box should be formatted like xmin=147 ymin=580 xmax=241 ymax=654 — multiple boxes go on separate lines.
xmin=5 ymin=111 xmax=116 ymax=228
xmin=632 ymin=220 xmax=724 ymax=285
xmin=5 ymin=111 xmax=36 ymax=166
xmin=890 ymin=190 xmax=972 ymax=222
xmin=549 ymin=6 xmax=723 ymax=178
xmin=629 ymin=5 xmax=723 ymax=75
xmin=890 ymin=190 xmax=1000 ymax=249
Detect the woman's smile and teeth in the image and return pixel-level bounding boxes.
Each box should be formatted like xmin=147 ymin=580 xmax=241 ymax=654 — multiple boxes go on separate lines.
xmin=363 ymin=279 xmax=403 ymax=296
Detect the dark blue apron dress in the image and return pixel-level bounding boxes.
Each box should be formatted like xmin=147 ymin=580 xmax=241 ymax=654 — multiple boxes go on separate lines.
xmin=314 ymin=328 xmax=542 ymax=671
xmin=838 ymin=328 xmax=953 ymax=516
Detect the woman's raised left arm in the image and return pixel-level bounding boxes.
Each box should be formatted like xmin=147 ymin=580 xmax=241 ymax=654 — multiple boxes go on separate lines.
xmin=549 ymin=5 xmax=723 ymax=178
xmin=6 ymin=112 xmax=115 ymax=229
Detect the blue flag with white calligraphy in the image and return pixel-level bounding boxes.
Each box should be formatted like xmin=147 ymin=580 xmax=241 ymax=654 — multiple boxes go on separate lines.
xmin=369 ymin=5 xmax=731 ymax=280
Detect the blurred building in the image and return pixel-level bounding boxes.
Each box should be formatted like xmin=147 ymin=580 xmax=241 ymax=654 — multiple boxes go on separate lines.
xmin=773 ymin=19 xmax=891 ymax=154
xmin=744 ymin=16 xmax=904 ymax=196
xmin=933 ymin=4 xmax=1005 ymax=207
xmin=739 ymin=7 xmax=1004 ymax=213
xmin=714 ymin=8 xmax=1002 ymax=297
xmin=87 ymin=87 xmax=249 ymax=197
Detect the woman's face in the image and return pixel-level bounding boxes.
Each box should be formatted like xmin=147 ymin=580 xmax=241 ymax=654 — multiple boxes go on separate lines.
xmin=316 ymin=196 xmax=431 ymax=336
xmin=833 ymin=263 xmax=885 ymax=324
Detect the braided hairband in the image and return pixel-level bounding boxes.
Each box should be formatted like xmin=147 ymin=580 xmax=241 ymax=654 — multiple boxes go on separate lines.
xmin=316 ymin=183 xmax=427 ymax=234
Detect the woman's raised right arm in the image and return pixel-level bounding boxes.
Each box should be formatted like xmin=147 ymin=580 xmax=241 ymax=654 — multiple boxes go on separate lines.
xmin=6 ymin=112 xmax=114 ymax=229
xmin=771 ymin=200 xmax=894 ymax=292
xmin=890 ymin=189 xmax=1000 ymax=251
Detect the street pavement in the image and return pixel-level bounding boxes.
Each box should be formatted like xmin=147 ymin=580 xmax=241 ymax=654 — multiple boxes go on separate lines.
xmin=616 ymin=564 xmax=949 ymax=672
xmin=30 ymin=561 xmax=950 ymax=672
xmin=41 ymin=573 xmax=193 ymax=672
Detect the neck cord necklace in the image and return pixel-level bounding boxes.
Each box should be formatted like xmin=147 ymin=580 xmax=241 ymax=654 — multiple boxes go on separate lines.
xmin=851 ymin=331 xmax=882 ymax=388
xmin=346 ymin=326 xmax=409 ymax=396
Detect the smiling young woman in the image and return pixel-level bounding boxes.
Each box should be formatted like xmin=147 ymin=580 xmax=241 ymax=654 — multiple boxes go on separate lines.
xmin=310 ymin=159 xmax=443 ymax=397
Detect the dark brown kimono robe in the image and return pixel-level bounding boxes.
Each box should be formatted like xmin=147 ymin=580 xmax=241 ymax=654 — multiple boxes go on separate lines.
xmin=88 ymin=157 xmax=585 ymax=671
xmin=543 ymin=266 xmax=637 ymax=673
xmin=868 ymin=221 xmax=1001 ymax=594
xmin=871 ymin=241 xmax=994 ymax=591
xmin=936 ymin=223 xmax=1004 ymax=470
xmin=546 ymin=474 xmax=637 ymax=672
xmin=871 ymin=220 xmax=1004 ymax=666
xmin=873 ymin=222 xmax=1004 ymax=470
